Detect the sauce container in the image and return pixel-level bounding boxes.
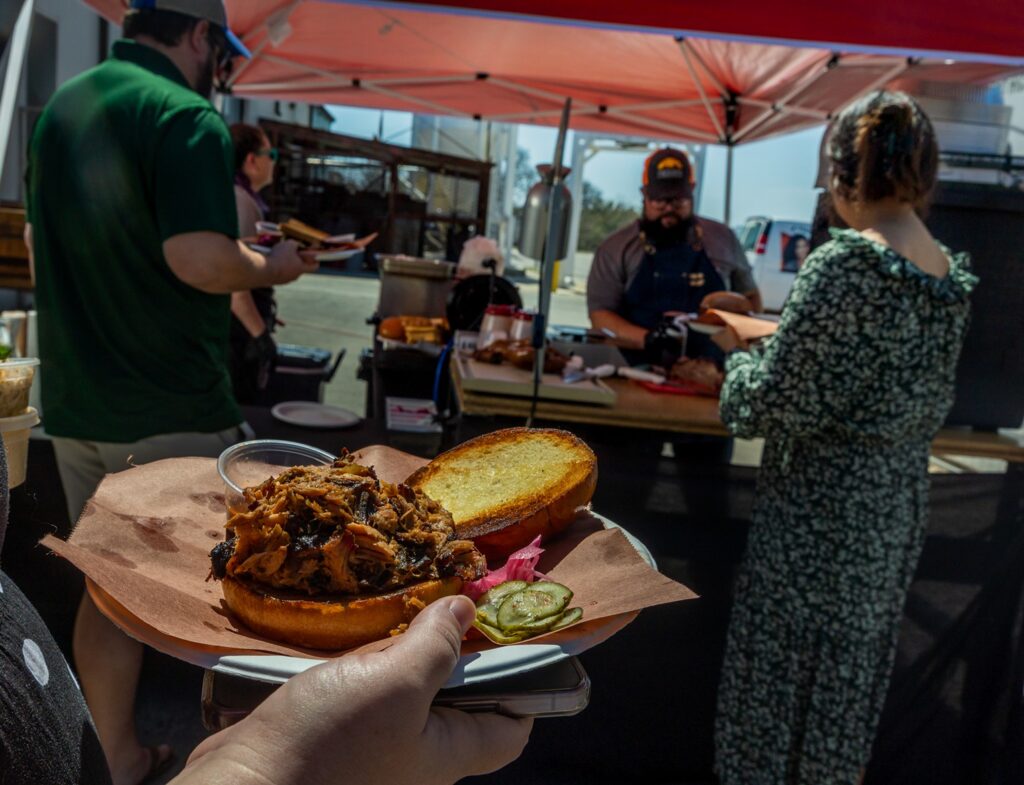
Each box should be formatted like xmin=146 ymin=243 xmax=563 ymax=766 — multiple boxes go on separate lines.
xmin=478 ymin=304 xmax=516 ymax=349
xmin=510 ymin=310 xmax=535 ymax=343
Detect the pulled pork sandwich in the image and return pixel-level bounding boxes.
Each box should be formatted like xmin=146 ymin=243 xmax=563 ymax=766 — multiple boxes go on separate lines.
xmin=209 ymin=454 xmax=487 ymax=650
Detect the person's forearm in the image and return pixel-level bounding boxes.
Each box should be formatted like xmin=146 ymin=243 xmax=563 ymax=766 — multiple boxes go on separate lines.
xmin=589 ymin=310 xmax=648 ymax=350
xmin=163 ymin=232 xmax=279 ymax=294
xmin=231 ymin=291 xmax=269 ymax=337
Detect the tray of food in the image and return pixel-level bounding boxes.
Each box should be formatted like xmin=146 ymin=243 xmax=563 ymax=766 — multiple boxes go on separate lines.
xmin=376 ymin=315 xmax=450 ymax=348
xmin=454 ymin=352 xmax=616 ymax=407
xmin=45 ymin=429 xmax=693 ymax=688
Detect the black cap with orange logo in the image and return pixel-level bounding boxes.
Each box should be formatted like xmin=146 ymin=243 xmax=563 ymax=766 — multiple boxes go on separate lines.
xmin=642 ymin=148 xmax=695 ymax=200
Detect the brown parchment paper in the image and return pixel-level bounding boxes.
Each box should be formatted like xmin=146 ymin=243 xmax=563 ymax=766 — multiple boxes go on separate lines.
xmin=42 ymin=444 xmax=696 ymax=659
xmin=704 ymin=309 xmax=779 ymax=342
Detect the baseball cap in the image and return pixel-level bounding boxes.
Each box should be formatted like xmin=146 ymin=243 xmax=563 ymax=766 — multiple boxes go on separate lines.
xmin=129 ymin=0 xmax=251 ymax=59
xmin=642 ymin=148 xmax=695 ymax=201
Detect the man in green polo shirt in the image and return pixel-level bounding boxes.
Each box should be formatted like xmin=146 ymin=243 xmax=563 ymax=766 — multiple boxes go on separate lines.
xmin=24 ymin=3 xmax=316 ymax=783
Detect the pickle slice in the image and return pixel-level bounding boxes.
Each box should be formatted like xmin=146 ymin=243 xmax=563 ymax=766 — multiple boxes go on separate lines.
xmin=550 ymin=607 xmax=583 ymax=631
xmin=478 ymin=580 xmax=530 ymax=607
xmin=476 ymin=581 xmax=530 ymax=628
xmin=528 ymin=582 xmax=574 ymax=607
xmin=496 ymin=586 xmax=571 ymax=631
xmin=508 ymin=612 xmax=563 ymax=635
xmin=476 ymin=601 xmax=501 ymax=629
xmin=472 ymin=619 xmax=528 ymax=645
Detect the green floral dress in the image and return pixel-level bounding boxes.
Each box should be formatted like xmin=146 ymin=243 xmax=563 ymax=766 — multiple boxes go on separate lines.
xmin=714 ymin=229 xmax=977 ymax=785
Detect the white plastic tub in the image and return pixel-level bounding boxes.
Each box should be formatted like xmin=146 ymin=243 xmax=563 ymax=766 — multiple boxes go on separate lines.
xmin=0 ymin=407 xmax=40 ymax=488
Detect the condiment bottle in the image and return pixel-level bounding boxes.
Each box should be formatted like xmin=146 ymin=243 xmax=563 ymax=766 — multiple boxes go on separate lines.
xmin=478 ymin=304 xmax=515 ymax=348
xmin=509 ymin=310 xmax=535 ymax=343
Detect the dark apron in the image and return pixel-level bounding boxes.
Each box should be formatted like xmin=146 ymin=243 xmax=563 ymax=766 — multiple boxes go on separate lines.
xmin=622 ymin=236 xmax=726 ymax=362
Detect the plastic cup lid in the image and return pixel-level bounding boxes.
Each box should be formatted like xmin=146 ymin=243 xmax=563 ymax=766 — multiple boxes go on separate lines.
xmin=0 ymin=358 xmax=39 ymax=369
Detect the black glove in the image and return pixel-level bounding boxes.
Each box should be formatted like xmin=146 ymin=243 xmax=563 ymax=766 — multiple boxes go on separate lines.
xmin=643 ymin=321 xmax=684 ymax=369
xmin=244 ymin=331 xmax=277 ymax=391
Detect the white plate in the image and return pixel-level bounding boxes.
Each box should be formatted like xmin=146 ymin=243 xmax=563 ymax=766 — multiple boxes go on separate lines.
xmin=314 ymin=248 xmax=361 ymax=262
xmin=89 ymin=514 xmax=654 ymax=688
xmin=270 ymin=401 xmax=361 ymax=429
xmin=687 ymin=321 xmax=724 ymax=336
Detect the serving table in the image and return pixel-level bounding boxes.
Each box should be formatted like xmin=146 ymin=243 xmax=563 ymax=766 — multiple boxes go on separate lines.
xmin=449 ymin=357 xmax=1024 ymax=463
xmin=452 ymin=366 xmax=726 ymax=436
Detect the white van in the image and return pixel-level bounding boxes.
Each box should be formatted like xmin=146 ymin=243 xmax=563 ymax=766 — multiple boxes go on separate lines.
xmin=739 ymin=216 xmax=812 ymax=312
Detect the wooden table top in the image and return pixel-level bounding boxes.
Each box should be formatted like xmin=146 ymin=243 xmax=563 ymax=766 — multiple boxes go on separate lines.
xmin=451 ymin=360 xmax=1024 ymax=463
xmin=454 ymin=370 xmax=727 ymax=436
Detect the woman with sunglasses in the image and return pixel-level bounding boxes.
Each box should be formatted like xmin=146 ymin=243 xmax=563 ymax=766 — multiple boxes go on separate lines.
xmin=229 ymin=123 xmax=280 ymax=403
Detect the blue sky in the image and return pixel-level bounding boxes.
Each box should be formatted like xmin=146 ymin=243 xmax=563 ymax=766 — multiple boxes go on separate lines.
xmin=330 ymin=106 xmax=825 ymax=228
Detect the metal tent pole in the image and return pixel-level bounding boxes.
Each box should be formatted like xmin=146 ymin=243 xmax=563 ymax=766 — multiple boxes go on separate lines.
xmin=724 ymin=144 xmax=734 ymax=226
xmin=564 ymin=134 xmax=587 ymax=286
xmin=500 ymin=123 xmax=518 ymax=266
xmin=528 ymin=97 xmax=571 ymax=427
xmin=0 ymin=0 xmax=35 ymax=188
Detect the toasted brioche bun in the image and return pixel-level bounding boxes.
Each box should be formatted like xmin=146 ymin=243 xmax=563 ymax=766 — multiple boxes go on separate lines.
xmin=280 ymin=218 xmax=329 ymax=247
xmin=407 ymin=428 xmax=597 ymax=561
xmin=222 ymin=575 xmax=462 ymax=651
xmin=700 ymin=290 xmax=752 ymax=314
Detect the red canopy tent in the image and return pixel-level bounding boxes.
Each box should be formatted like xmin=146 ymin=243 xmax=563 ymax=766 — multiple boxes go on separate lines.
xmin=84 ymin=0 xmax=1023 ymax=146
xmin=392 ymin=0 xmax=1024 ymax=65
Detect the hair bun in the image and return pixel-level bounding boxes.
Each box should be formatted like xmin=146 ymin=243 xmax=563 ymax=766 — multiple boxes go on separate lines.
xmin=828 ymin=90 xmax=938 ymax=207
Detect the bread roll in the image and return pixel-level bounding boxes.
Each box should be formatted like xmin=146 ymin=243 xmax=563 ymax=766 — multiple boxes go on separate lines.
xmin=699 ymin=291 xmax=753 ymax=314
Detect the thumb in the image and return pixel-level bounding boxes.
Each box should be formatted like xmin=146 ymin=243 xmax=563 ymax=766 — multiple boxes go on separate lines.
xmin=385 ymin=595 xmax=476 ymax=698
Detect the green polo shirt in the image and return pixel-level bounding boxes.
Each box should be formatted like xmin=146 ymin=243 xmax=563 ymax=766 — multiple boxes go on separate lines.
xmin=26 ymin=40 xmax=242 ymax=442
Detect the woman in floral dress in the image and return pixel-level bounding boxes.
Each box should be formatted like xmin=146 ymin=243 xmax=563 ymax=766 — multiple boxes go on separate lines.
xmin=713 ymin=91 xmax=977 ymax=785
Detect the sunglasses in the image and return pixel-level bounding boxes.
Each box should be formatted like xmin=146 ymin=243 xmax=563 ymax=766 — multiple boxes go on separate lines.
xmin=256 ymin=148 xmax=279 ymax=162
xmin=208 ymin=25 xmax=236 ymax=84
xmin=646 ymin=195 xmax=689 ymax=207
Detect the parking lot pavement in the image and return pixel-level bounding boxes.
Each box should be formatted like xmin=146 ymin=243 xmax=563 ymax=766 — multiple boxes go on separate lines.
xmin=273 ymin=268 xmax=592 ymax=418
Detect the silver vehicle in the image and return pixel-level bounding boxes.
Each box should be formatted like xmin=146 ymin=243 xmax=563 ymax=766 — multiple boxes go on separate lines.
xmin=739 ymin=216 xmax=812 ymax=312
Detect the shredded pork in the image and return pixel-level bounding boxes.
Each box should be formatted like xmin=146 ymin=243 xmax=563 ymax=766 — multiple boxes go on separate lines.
xmin=210 ymin=454 xmax=486 ymax=594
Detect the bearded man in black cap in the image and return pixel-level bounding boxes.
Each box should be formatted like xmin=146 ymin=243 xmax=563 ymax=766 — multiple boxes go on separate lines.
xmin=587 ymin=148 xmax=761 ymax=364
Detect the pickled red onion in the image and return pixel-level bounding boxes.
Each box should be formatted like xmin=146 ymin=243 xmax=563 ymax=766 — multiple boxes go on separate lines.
xmin=462 ymin=536 xmax=545 ymax=601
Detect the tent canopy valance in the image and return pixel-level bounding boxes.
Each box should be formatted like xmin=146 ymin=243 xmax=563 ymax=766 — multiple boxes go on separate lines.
xmin=84 ymin=0 xmax=1023 ymax=146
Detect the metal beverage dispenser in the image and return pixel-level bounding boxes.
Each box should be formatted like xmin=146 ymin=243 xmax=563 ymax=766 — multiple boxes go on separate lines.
xmin=519 ymin=164 xmax=572 ymax=264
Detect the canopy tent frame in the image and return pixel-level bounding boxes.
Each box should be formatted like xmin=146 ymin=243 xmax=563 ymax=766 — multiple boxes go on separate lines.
xmin=63 ymin=0 xmax=1024 ymax=276
xmin=206 ymin=5 xmax=1007 ymax=225
xmin=0 ymin=0 xmax=35 ymax=189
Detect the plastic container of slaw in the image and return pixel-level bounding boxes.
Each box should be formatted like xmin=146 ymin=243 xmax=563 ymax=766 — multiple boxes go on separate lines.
xmin=217 ymin=439 xmax=336 ymax=515
xmin=0 ymin=358 xmax=39 ymax=418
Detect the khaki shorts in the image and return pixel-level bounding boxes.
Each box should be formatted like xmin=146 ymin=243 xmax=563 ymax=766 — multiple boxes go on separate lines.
xmin=52 ymin=423 xmax=255 ymax=524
